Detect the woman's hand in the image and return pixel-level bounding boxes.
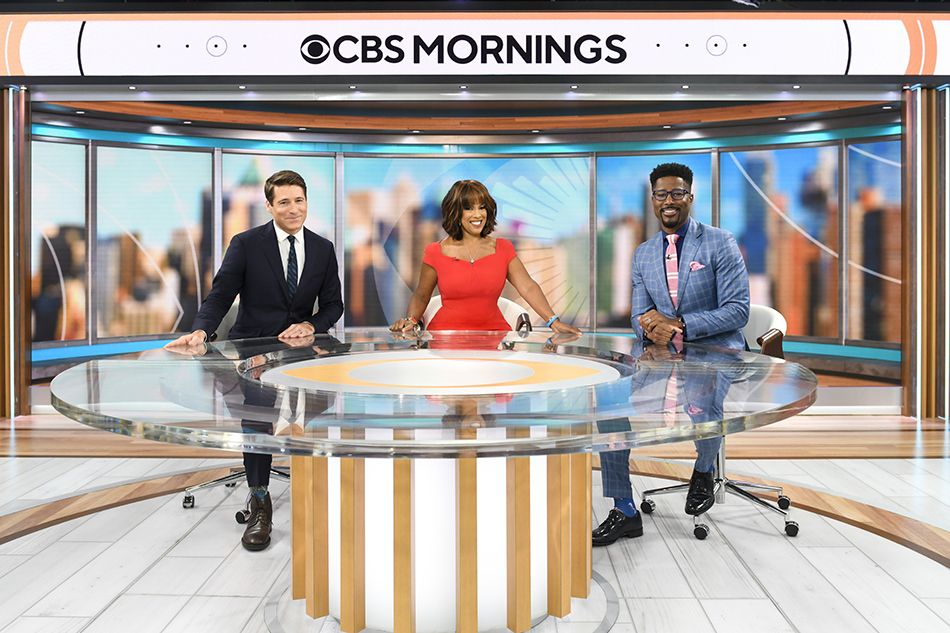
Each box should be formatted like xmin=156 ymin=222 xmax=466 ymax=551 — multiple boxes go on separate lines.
xmin=389 ymin=317 xmax=420 ymax=333
xmin=551 ymin=319 xmax=581 ymax=336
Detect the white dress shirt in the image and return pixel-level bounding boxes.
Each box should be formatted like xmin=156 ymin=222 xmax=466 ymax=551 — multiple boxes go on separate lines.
xmin=273 ymin=221 xmax=305 ymax=285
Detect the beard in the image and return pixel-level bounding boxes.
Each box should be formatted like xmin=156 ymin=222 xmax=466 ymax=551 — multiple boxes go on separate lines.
xmin=660 ymin=207 xmax=684 ymax=229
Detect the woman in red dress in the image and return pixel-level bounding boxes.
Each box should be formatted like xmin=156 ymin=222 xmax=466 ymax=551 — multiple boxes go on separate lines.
xmin=390 ymin=180 xmax=581 ymax=335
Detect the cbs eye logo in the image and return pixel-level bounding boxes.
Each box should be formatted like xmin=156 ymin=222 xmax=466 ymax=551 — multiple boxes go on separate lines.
xmin=300 ymin=35 xmax=331 ymax=64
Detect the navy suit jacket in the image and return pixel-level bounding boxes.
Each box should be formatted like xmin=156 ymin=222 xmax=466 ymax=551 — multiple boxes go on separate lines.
xmin=192 ymin=222 xmax=343 ymax=339
xmin=631 ymin=220 xmax=750 ymax=350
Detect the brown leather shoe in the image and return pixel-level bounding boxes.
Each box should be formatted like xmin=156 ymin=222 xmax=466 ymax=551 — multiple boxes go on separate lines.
xmin=241 ymin=491 xmax=273 ymax=551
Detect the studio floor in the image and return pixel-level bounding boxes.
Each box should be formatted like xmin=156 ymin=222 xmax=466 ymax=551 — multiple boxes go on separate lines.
xmin=0 ymin=415 xmax=948 ymax=633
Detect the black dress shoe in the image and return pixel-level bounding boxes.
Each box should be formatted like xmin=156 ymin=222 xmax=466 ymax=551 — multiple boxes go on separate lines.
xmin=592 ymin=508 xmax=643 ymax=547
xmin=684 ymin=469 xmax=716 ymax=516
xmin=242 ymin=491 xmax=273 ymax=551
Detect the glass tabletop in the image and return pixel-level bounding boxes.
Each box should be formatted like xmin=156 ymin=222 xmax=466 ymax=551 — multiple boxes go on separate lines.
xmin=49 ymin=329 xmax=817 ymax=458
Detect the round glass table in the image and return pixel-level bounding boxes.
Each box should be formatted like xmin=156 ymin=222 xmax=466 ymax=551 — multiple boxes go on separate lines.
xmin=50 ymin=330 xmax=817 ymax=633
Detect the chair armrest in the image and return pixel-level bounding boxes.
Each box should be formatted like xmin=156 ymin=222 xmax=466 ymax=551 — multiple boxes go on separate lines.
xmin=516 ymin=313 xmax=532 ymax=334
xmin=756 ymin=328 xmax=785 ymax=359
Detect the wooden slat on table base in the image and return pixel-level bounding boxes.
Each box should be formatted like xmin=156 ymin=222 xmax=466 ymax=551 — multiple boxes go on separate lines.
xmin=546 ymin=453 xmax=571 ymax=617
xmin=457 ymin=456 xmax=478 ymax=633
xmin=507 ymin=456 xmax=531 ymax=633
xmin=291 ymin=456 xmax=309 ymax=601
xmin=291 ymin=456 xmax=329 ymax=617
xmin=340 ymin=458 xmax=366 ymax=633
xmin=311 ymin=457 xmax=330 ymax=617
xmin=570 ymin=452 xmax=592 ymax=599
xmin=394 ymin=459 xmax=414 ymax=633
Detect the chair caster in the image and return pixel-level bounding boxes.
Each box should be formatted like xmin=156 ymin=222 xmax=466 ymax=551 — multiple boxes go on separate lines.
xmin=777 ymin=495 xmax=791 ymax=510
xmin=784 ymin=521 xmax=799 ymax=537
xmin=182 ymin=495 xmax=195 ymax=509
xmin=235 ymin=509 xmax=252 ymax=524
xmin=693 ymin=523 xmax=709 ymax=540
xmin=640 ymin=499 xmax=656 ymax=514
xmin=225 ymin=482 xmax=237 ymax=488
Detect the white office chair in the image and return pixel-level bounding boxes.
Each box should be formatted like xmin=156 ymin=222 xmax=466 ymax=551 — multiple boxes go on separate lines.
xmin=640 ymin=303 xmax=799 ymax=539
xmin=743 ymin=303 xmax=787 ymax=359
xmin=422 ymin=295 xmax=532 ymax=333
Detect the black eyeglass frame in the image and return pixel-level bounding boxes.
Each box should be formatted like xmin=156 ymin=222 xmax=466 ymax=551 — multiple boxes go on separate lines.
xmin=651 ymin=188 xmax=692 ymax=202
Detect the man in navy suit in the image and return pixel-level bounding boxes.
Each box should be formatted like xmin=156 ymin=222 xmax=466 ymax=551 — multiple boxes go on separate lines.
xmin=592 ymin=162 xmax=749 ymax=546
xmin=166 ymin=170 xmax=343 ymax=551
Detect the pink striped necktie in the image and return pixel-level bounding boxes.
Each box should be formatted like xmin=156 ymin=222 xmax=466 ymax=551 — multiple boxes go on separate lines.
xmin=665 ymin=234 xmax=684 ymax=351
xmin=663 ymin=366 xmax=680 ymax=427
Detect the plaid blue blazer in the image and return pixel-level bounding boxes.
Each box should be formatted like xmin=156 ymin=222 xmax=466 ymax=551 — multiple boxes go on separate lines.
xmin=631 ymin=220 xmax=750 ymax=350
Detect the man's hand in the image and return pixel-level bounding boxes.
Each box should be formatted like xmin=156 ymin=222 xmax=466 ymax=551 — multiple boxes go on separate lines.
xmin=282 ymin=335 xmax=316 ymax=349
xmin=279 ymin=321 xmax=316 ymax=339
xmin=639 ymin=310 xmax=683 ymax=346
xmin=164 ymin=330 xmax=208 ymax=352
xmin=638 ymin=345 xmax=683 ymax=363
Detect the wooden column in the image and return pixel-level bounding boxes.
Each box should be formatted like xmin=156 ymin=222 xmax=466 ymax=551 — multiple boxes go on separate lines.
xmin=506 ymin=455 xmax=531 ymax=633
xmin=546 ymin=453 xmax=571 ymax=617
xmin=394 ymin=458 xmax=415 ymax=633
xmin=0 ymin=86 xmax=29 ymax=419
xmin=902 ymin=87 xmax=942 ymax=418
xmin=340 ymin=457 xmax=366 ymax=633
xmin=570 ymin=452 xmax=592 ymax=598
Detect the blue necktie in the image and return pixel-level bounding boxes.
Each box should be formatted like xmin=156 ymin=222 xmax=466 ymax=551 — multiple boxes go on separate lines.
xmin=286 ymin=235 xmax=297 ymax=299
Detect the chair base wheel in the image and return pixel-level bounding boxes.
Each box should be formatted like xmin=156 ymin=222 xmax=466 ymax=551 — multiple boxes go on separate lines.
xmin=784 ymin=521 xmax=799 ymax=537
xmin=693 ymin=523 xmax=709 ymax=540
xmin=640 ymin=499 xmax=656 ymax=514
xmin=182 ymin=495 xmax=195 ymax=509
xmin=777 ymin=495 xmax=791 ymax=510
xmin=225 ymin=482 xmax=238 ymax=488
xmin=235 ymin=509 xmax=252 ymax=524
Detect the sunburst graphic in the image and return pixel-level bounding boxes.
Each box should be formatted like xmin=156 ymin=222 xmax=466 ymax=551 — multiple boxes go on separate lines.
xmin=490 ymin=157 xmax=591 ymax=328
xmin=344 ymin=156 xmax=592 ymax=329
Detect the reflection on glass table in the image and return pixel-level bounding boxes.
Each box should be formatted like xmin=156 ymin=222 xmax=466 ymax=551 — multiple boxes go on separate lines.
xmin=50 ymin=330 xmax=817 ymax=458
xmin=50 ymin=330 xmax=817 ymax=633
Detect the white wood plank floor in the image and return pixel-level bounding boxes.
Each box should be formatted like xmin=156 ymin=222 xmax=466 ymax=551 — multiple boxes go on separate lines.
xmin=0 ymin=457 xmax=947 ymax=633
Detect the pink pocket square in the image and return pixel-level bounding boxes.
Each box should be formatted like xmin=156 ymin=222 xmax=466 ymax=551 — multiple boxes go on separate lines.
xmin=689 ymin=261 xmax=706 ymax=271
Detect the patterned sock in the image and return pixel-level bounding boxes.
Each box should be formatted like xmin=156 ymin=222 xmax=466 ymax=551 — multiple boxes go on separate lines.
xmin=250 ymin=485 xmax=268 ymax=499
xmin=614 ymin=497 xmax=638 ymax=517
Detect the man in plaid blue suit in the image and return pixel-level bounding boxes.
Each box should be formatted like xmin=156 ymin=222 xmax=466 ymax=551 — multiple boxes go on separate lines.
xmin=593 ymin=162 xmax=750 ymax=546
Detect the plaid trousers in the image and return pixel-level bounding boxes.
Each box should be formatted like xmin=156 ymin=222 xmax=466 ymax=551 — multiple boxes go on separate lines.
xmin=597 ymin=417 xmax=722 ymax=499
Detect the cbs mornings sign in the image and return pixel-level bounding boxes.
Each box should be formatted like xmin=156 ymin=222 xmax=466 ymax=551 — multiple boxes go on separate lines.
xmin=299 ymin=27 xmax=627 ymax=71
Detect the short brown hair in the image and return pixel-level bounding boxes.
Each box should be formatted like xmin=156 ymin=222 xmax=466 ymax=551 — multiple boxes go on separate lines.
xmin=264 ymin=170 xmax=307 ymax=204
xmin=441 ymin=180 xmax=497 ymax=240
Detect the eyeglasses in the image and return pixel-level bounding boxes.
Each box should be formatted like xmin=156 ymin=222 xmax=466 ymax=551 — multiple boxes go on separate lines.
xmin=651 ymin=188 xmax=691 ymax=202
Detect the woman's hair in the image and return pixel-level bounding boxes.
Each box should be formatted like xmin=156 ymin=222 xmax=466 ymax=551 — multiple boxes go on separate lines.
xmin=440 ymin=180 xmax=498 ymax=240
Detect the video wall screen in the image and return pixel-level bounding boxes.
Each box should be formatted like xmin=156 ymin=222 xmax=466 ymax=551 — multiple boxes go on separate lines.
xmin=846 ymin=140 xmax=902 ymax=343
xmin=31 ymin=140 xmax=87 ymax=343
xmin=343 ymin=156 xmax=592 ymax=328
xmin=95 ymin=145 xmax=213 ymax=338
xmin=721 ymin=146 xmax=840 ymax=339
xmin=29 ymin=132 xmax=902 ymax=357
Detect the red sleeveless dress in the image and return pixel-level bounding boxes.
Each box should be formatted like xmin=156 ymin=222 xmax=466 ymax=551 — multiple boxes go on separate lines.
xmin=423 ymin=238 xmax=516 ymax=331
